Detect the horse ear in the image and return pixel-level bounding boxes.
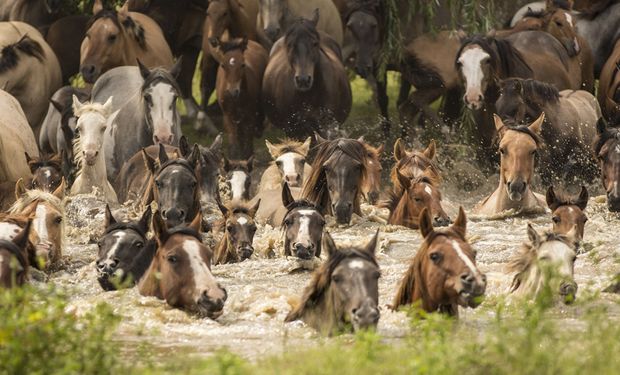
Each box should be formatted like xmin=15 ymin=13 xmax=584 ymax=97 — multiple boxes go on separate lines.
xmin=246 ymin=156 xmax=254 ymax=173
xmin=72 ymin=95 xmax=84 ymax=115
xmin=357 ymin=135 xmax=365 ymax=142
xmin=105 ymin=204 xmax=117 ymax=227
xmin=396 ymin=169 xmax=411 ymax=189
xmin=419 ymin=207 xmax=434 ymax=238
xmin=137 ymin=59 xmax=150 ymax=80
xmin=52 ymin=178 xmax=65 ymax=199
xmin=189 ymin=144 xmax=201 ymax=168
xmin=240 ymin=37 xmax=248 ymax=51
xmin=493 ymin=114 xmax=505 ymax=132
xmin=527 ymin=223 xmax=541 ymax=246
xmin=322 ymin=231 xmax=338 ymax=258
xmin=188 ymin=212 xmax=202 ymax=233
xmin=50 ymin=99 xmax=64 ymax=112
xmin=310 ymin=8 xmax=319 ymax=26
xmin=14 ymin=178 xmax=27 ymax=200
xmin=364 ymin=229 xmax=379 ymax=255
xmin=576 ymin=186 xmax=589 ymax=211
xmin=152 ymin=211 xmax=170 ymax=244
xmin=248 ymin=199 xmax=261 ymax=218
xmin=596 ymin=117 xmax=608 ymax=135
xmin=376 ymin=144 xmax=385 ymax=155
xmin=451 ymin=207 xmax=467 ymax=238
xmin=101 ymin=96 xmax=114 ymax=116
xmin=301 ymin=137 xmax=312 ymax=156
xmin=210 ymin=134 xmax=223 ymax=154
xmin=546 ymin=186 xmax=559 ymax=210
xmin=93 ymin=0 xmax=103 ymax=14
xmin=119 ymin=0 xmax=129 ymax=16
xmin=13 ymin=219 xmax=31 ymax=250
xmin=281 ymin=182 xmax=294 ymax=207
xmin=528 ymin=112 xmax=545 ymax=135
xmin=179 ymin=136 xmax=190 ymax=157
xmin=142 ymin=148 xmax=157 ymax=173
xmin=157 ymin=143 xmax=169 ymax=164
xmin=314 ymin=131 xmax=327 ymax=145
xmin=423 ymin=140 xmax=436 ymax=160
xmin=265 ymin=140 xmax=278 ymax=158
xmin=223 ymin=157 xmax=231 ymax=172
xmin=393 ymin=138 xmax=406 ymax=161
xmin=169 ymin=57 xmax=183 ymax=79
xmin=138 ymin=205 xmax=152 ymax=234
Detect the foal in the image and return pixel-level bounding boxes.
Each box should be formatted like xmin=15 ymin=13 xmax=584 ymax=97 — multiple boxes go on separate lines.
xmin=214 ymin=200 xmax=261 ymax=264
xmin=25 ymin=152 xmax=63 ymax=192
xmin=281 ymin=183 xmax=325 ymax=260
xmin=259 ymin=137 xmax=312 ymax=191
xmin=223 ymin=157 xmax=253 ymax=202
xmin=546 ymin=186 xmax=588 ymax=241
xmin=285 ymin=231 xmax=381 ymax=335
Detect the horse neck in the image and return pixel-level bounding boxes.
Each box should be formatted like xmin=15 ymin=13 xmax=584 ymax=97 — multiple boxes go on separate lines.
xmin=138 ymin=255 xmax=163 ymax=298
xmin=389 ymin=190 xmax=415 ymax=227
xmin=79 ymin=152 xmax=109 ymax=188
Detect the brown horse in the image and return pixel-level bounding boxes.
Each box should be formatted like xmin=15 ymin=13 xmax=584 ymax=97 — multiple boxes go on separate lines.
xmin=212 ymin=37 xmax=268 ymax=159
xmin=593 ymin=117 xmax=620 ymax=211
xmin=213 ymin=199 xmax=260 ymax=264
xmin=223 ymin=156 xmax=254 ymax=202
xmin=139 ymin=212 xmax=227 ymax=319
xmin=392 ymin=207 xmax=486 ymax=316
xmin=361 ymin=139 xmax=383 ymax=205
xmin=285 ymin=230 xmax=380 ymax=335
xmin=301 ymin=137 xmax=368 ymax=225
xmin=391 ymin=138 xmax=441 ymax=192
xmin=25 ymin=152 xmax=62 ymax=192
xmin=598 ymin=39 xmax=620 ymax=121
xmin=7 ymin=0 xmax=65 ymax=35
xmin=546 ymin=186 xmax=588 ymax=241
xmin=46 ymin=15 xmax=89 ymax=84
xmin=382 ymin=169 xmax=450 ymax=229
xmin=281 ymin=182 xmax=324 ymax=259
xmin=262 ymin=12 xmax=351 ymax=138
xmin=80 ymin=0 xmax=173 ymax=84
xmin=259 ymin=137 xmax=312 ymax=192
xmin=0 ymin=219 xmax=31 ymax=289
xmin=473 ymin=114 xmax=547 ymax=216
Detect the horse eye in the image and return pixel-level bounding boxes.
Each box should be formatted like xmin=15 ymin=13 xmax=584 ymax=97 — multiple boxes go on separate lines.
xmin=227 ymin=225 xmax=234 ymax=233
xmin=167 ymin=255 xmax=177 ymax=263
xmin=499 ymin=148 xmax=506 ymax=155
xmin=54 ymin=217 xmax=62 ymax=224
xmin=555 ymin=21 xmax=562 ymax=27
xmin=155 ymin=180 xmax=162 ymax=188
xmin=414 ymin=197 xmax=422 ymax=203
xmin=552 ymin=216 xmax=560 ymax=224
xmin=108 ymin=34 xmax=117 ymax=43
xmin=299 ymin=158 xmax=306 ymax=164
xmin=284 ymin=218 xmax=292 ymax=226
xmin=144 ymin=95 xmax=152 ymax=105
xmin=276 ymin=160 xmax=282 ymax=167
xmin=332 ymin=274 xmax=343 ymax=283
xmin=373 ymin=271 xmax=380 ymax=279
xmin=456 ymin=61 xmax=462 ymax=67
xmin=135 ymin=242 xmax=144 ymax=248
xmin=429 ymin=252 xmax=442 ymax=263
xmin=241 ymin=63 xmax=246 ymax=68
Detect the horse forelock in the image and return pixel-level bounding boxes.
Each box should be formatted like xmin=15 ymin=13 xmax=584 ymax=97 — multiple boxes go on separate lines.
xmin=88 ymin=9 xmax=122 ymax=30
xmin=498 ymin=124 xmax=543 ymax=146
xmin=141 ymin=69 xmax=181 ymax=95
xmin=9 ymin=190 xmax=63 ymax=216
xmin=157 ymin=159 xmax=196 ymax=178
xmin=285 ymin=17 xmax=320 ymax=47
xmin=104 ymin=221 xmax=147 ymax=238
xmin=0 ymin=35 xmax=45 ymax=74
xmin=165 ymin=226 xmax=203 ymax=243
xmin=271 ymin=139 xmax=308 ymax=157
xmin=345 ymin=0 xmax=382 ymax=19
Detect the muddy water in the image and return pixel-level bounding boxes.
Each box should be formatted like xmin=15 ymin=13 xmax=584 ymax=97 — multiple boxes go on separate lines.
xmin=42 ymin=160 xmax=620 ymax=363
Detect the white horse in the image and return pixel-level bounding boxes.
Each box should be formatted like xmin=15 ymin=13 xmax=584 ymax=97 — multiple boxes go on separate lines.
xmin=70 ymin=95 xmax=119 ymax=204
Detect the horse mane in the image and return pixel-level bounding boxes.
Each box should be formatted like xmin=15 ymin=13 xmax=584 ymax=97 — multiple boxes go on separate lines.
xmin=217 ymin=38 xmax=247 ymax=53
xmin=141 ymin=67 xmax=182 ymax=96
xmin=457 ymin=35 xmax=533 ymax=79
xmin=269 ymin=138 xmax=309 ymax=158
xmin=302 ymin=139 xmax=368 ymax=214
xmin=392 ymin=151 xmax=441 ymax=184
xmin=498 ymin=123 xmax=544 ymax=146
xmin=286 ymin=247 xmax=378 ymax=322
xmin=28 ymin=153 xmax=62 ymax=171
xmin=9 ymin=190 xmax=64 ymax=215
xmin=503 ymin=78 xmax=560 ymax=110
xmin=0 ymin=35 xmax=45 ymax=74
xmin=89 ymin=9 xmax=147 ymax=50
xmin=285 ymin=16 xmax=320 ymax=47
xmin=595 ymin=126 xmax=620 ymax=155
xmin=166 ymin=226 xmax=203 ymax=243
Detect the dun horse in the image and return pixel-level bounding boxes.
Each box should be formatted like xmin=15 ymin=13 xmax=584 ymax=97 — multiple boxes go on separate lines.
xmin=259 ymin=137 xmax=312 ymax=192
xmin=546 ymin=186 xmax=588 ymax=241
xmin=285 ymin=231 xmax=380 ymax=335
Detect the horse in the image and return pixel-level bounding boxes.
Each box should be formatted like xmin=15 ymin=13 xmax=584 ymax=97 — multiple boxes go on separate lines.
xmin=593 ymin=117 xmax=620 ymax=211
xmin=256 ymin=0 xmax=343 ymax=47
xmin=7 ymin=0 xmax=65 ymax=35
xmin=0 ymin=21 xmax=62 ymax=131
xmin=79 ymin=0 xmax=173 ymax=84
xmin=211 ymin=37 xmax=268 ymax=158
xmin=25 ymin=152 xmax=62 ymax=192
xmin=281 ymin=182 xmax=324 ymax=259
xmin=392 ymin=207 xmax=486 ymax=316
xmin=45 ymin=14 xmax=89 ymax=84
xmin=96 ymin=205 xmax=155 ymax=291
xmin=139 ymin=212 xmax=228 ymax=319
xmin=223 ymin=157 xmax=254 ymax=202
xmin=361 ymin=139 xmax=383 ymax=205
xmin=508 ymin=223 xmax=578 ymax=304
xmin=197 ymin=135 xmax=224 ymax=209
xmin=213 ymin=199 xmax=260 ymax=264
xmin=262 ymin=12 xmax=351 ymax=138
xmin=473 ymin=114 xmax=547 ymax=216
xmin=0 ymin=89 xmax=39 ymax=185
xmin=259 ymin=137 xmax=312 ymax=192
xmin=495 ymin=78 xmax=600 ymax=183
xmin=285 ymin=230 xmax=380 ymax=335
xmin=546 ymin=186 xmax=588 ymax=241
xmin=91 ymin=61 xmax=183 ymax=179
xmin=10 ymin=180 xmax=64 ymax=269
xmin=598 ymin=39 xmax=620 ymax=121
xmin=301 ymin=137 xmax=368 ymax=225
xmin=382 ymin=169 xmax=450 ymax=229
xmin=0 ymin=219 xmax=30 ymax=289
xmin=390 ymin=138 xmax=441 ymax=192
xmin=70 ymin=96 xmax=119 ymax=204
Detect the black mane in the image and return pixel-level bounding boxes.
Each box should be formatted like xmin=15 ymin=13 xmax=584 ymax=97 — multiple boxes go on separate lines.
xmin=456 ymin=35 xmax=533 ymax=80
xmin=0 ymin=35 xmax=45 ymax=74
xmin=88 ymin=9 xmax=146 ymax=50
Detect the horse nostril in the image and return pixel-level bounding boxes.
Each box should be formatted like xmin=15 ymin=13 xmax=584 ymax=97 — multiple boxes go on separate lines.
xmin=111 ymin=258 xmax=120 ymax=267
xmin=96 ymin=261 xmax=104 ymax=270
xmin=461 ymin=273 xmax=475 ymax=284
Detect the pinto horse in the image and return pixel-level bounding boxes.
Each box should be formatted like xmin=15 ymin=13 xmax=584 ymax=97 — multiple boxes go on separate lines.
xmin=593 ymin=117 xmax=620 ymax=211
xmin=546 ymin=186 xmax=588 ymax=241
xmin=0 ymin=220 xmax=31 ymax=289
xmin=262 ymin=12 xmax=351 ymax=138
xmin=508 ymin=223 xmax=578 ymax=304
xmin=473 ymin=114 xmax=547 ymax=216
xmin=139 ymin=212 xmax=227 ymax=319
xmin=281 ymin=183 xmax=324 ymax=259
xmin=392 ymin=207 xmax=486 ymax=316
xmin=259 ymin=137 xmax=312 ymax=192
xmin=301 ymin=137 xmax=368 ymax=225
xmin=285 ymin=230 xmax=380 ymax=335
xmin=214 ymin=200 xmax=260 ymax=264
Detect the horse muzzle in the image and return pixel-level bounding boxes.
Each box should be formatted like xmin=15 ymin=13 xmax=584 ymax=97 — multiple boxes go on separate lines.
xmin=294 ymin=75 xmax=314 ymax=92
xmin=433 ymin=215 xmax=451 ymax=228
xmin=506 ymin=179 xmax=527 ymax=202
xmin=292 ymin=243 xmax=315 ymax=260
xmin=82 ymin=149 xmax=99 ymax=166
xmin=162 ymin=208 xmax=186 ymax=228
xmin=559 ymin=280 xmax=578 ymax=304
xmin=366 ymin=191 xmax=380 ymax=205
xmin=351 ymin=300 xmax=380 ymax=331
xmin=285 ymin=174 xmax=302 ymax=187
xmin=197 ymin=287 xmax=227 ymax=319
xmin=237 ymin=246 xmax=254 ymax=261
xmin=458 ymin=272 xmax=487 ymax=308
xmin=80 ymin=64 xmax=100 ymax=84
xmin=332 ymin=202 xmax=353 ymax=225
xmin=464 ymin=92 xmax=484 ymax=110
xmin=264 ymin=26 xmax=280 ymax=42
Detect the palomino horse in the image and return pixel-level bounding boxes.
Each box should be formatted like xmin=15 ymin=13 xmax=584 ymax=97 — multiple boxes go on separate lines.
xmin=259 ymin=137 xmax=312 ymax=192
xmin=598 ymin=39 xmax=620 ymax=120
xmin=495 ymin=78 xmax=600 ymax=182
xmin=97 ymin=205 xmax=155 ymax=291
xmin=223 ymin=157 xmax=254 ymax=202
xmin=281 ymin=183 xmax=324 ymax=259
xmin=382 ymin=169 xmax=450 ymax=229
xmin=361 ymin=139 xmax=383 ymax=205
xmin=301 ymin=137 xmax=368 ymax=225
xmin=0 ymin=220 xmax=30 ymax=289
xmin=391 ymin=139 xmax=441 ymax=191
xmin=214 ymin=200 xmax=261 ymax=264
xmin=257 ymin=0 xmax=343 ymax=47
xmin=139 ymin=212 xmax=227 ymax=319
xmin=0 ymin=21 xmax=62 ymax=131
xmin=593 ymin=117 xmax=620 ymax=211
xmin=262 ymin=12 xmax=351 ymax=138
xmin=508 ymin=223 xmax=578 ymax=304
xmin=25 ymin=153 xmax=62 ymax=192
xmin=10 ymin=180 xmax=64 ymax=269
xmin=91 ymin=62 xmax=183 ymax=179
xmin=70 ymin=96 xmax=119 ymax=204
xmin=79 ymin=0 xmax=173 ymax=84
xmin=392 ymin=207 xmax=486 ymax=316
xmin=473 ymin=114 xmax=547 ymax=216
xmin=285 ymin=230 xmax=380 ymax=335
xmin=211 ymin=38 xmax=268 ymax=158
xmin=546 ymin=186 xmax=588 ymax=241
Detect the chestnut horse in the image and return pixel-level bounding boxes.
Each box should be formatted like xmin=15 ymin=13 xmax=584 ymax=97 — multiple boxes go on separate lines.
xmin=139 ymin=212 xmax=227 ymax=319
xmin=262 ymin=12 xmax=351 ymax=138
xmin=392 ymin=207 xmax=486 ymax=316
xmin=391 ymin=138 xmax=441 ymax=192
xmin=259 ymin=137 xmax=312 ymax=192
xmin=0 ymin=220 xmax=30 ymax=289
xmin=79 ymin=0 xmax=173 ymax=84
xmin=593 ymin=117 xmax=620 ymax=211
xmin=281 ymin=182 xmax=324 ymax=260
xmin=546 ymin=186 xmax=588 ymax=241
xmin=213 ymin=200 xmax=260 ymax=264
xmin=285 ymin=230 xmax=380 ymax=335
xmin=473 ymin=114 xmax=547 ymax=216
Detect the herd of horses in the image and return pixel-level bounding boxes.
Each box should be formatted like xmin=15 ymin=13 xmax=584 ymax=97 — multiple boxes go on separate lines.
xmin=1 ymin=0 xmax=620 ymax=335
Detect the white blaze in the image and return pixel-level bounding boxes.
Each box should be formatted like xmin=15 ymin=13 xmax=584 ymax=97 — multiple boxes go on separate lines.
xmin=184 ymin=239 xmax=216 ymax=300
xmin=236 ymin=216 xmax=248 ymax=225
xmin=149 ymin=82 xmax=176 ymax=140
xmin=349 ymin=260 xmax=366 ymax=269
xmin=424 ymin=185 xmax=433 ymax=196
xmin=229 ymin=171 xmax=248 ymax=200
xmin=277 ymin=152 xmax=301 ymax=180
xmin=451 ymin=240 xmax=480 ymax=276
xmin=458 ymin=47 xmax=490 ymax=98
xmin=34 ymin=204 xmax=49 ymax=244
